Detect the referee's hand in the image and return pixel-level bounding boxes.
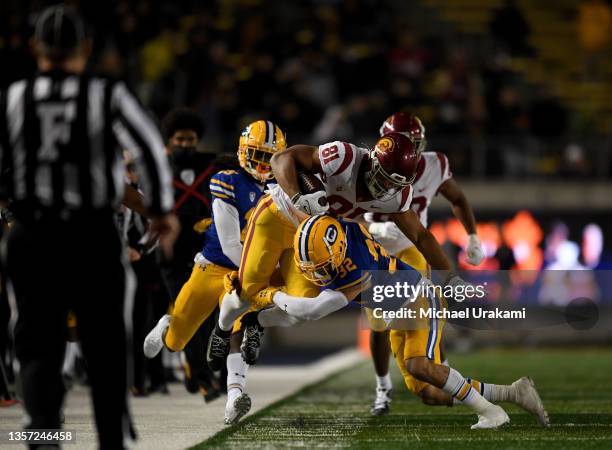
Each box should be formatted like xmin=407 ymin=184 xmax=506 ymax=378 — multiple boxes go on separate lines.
xmin=150 ymin=213 xmax=180 ymax=260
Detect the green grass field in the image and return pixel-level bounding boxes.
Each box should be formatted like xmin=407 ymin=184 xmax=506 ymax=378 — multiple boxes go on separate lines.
xmin=195 ymin=349 xmax=612 ymax=449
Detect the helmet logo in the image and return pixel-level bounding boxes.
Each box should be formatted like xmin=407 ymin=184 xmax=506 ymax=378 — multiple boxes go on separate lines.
xmin=324 ymin=225 xmax=338 ymax=246
xmin=376 ymin=137 xmax=395 ymax=153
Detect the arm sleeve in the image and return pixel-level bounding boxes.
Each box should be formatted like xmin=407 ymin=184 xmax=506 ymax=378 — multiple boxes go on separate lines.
xmin=318 ymin=141 xmax=353 ymax=178
xmin=272 ymin=289 xmax=349 ymax=321
xmin=111 ymin=81 xmax=173 ymax=215
xmin=436 ymin=152 xmax=452 ymax=184
xmin=212 ymin=198 xmax=242 ymax=267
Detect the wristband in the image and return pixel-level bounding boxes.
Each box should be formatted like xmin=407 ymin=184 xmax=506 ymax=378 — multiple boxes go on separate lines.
xmin=290 ymin=192 xmax=301 ymax=204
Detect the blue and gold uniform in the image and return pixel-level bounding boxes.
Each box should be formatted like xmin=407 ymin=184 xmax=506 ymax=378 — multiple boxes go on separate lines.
xmin=164 ymin=119 xmax=286 ymax=351
xmin=165 ymin=169 xmax=264 ymax=350
xmin=294 ymin=215 xmax=444 ymax=395
xmin=204 ymin=170 xmax=263 ymax=269
xmin=327 ymin=221 xmax=410 ymax=291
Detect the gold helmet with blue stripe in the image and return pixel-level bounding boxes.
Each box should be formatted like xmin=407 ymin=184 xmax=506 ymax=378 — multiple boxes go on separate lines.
xmin=294 ymin=215 xmax=347 ymax=286
xmin=238 ymin=120 xmax=286 ymax=183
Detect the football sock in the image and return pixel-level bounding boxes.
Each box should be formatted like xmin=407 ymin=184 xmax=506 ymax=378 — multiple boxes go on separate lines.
xmin=442 ymin=367 xmax=492 ymax=414
xmin=227 ymin=353 xmax=249 ymax=403
xmin=258 ymin=306 xmax=302 ymax=328
xmin=467 ymin=378 xmax=516 ymax=403
xmin=376 ymin=373 xmax=392 ymax=391
xmin=219 ymin=291 xmax=250 ymax=332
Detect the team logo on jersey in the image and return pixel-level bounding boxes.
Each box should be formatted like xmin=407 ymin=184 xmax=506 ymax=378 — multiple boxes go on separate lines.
xmin=180 ymin=169 xmax=195 ymax=185
xmin=249 ymin=191 xmax=256 ymax=202
xmin=376 ymin=136 xmax=394 ymax=153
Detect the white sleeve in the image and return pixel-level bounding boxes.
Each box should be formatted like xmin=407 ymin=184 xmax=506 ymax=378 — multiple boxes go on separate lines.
xmin=272 ymin=289 xmax=349 ymax=321
xmin=258 ymin=306 xmax=304 ymax=328
xmin=318 ymin=141 xmax=354 ymax=178
xmin=212 ymin=199 xmax=242 ymax=267
xmin=435 ymin=152 xmax=452 ymax=185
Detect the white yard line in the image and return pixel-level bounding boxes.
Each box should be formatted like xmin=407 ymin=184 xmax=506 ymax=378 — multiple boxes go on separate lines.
xmin=0 ymin=349 xmax=365 ymax=450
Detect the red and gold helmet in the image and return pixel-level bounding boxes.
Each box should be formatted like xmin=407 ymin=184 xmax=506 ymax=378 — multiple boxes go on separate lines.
xmin=379 ymin=112 xmax=427 ymax=155
xmin=365 ymin=132 xmax=419 ymax=201
xmin=238 ymin=120 xmax=286 ymax=182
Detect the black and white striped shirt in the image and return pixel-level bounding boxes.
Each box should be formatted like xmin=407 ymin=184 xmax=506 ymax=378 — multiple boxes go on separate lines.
xmin=0 ymin=71 xmax=173 ymax=218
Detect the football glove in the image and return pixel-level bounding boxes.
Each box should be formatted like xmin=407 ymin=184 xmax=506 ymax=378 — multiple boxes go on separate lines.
xmin=466 ymin=234 xmax=485 ymax=266
xmin=368 ymin=221 xmax=404 ymax=241
xmin=292 ymin=192 xmax=329 ymax=215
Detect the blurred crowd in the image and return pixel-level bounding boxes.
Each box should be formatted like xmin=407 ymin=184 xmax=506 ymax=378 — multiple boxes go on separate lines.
xmin=1 ymin=0 xmax=609 ymax=177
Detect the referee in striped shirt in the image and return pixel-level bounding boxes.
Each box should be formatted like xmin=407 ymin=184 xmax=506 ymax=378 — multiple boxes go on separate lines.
xmin=0 ymin=6 xmax=178 ymax=449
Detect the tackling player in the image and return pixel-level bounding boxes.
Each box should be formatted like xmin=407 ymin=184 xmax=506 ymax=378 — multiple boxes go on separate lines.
xmin=143 ymin=121 xmax=285 ymax=412
xmin=241 ymin=215 xmax=549 ymax=429
xmin=366 ymin=112 xmax=485 ymax=415
xmin=209 ymin=133 xmax=468 ymax=372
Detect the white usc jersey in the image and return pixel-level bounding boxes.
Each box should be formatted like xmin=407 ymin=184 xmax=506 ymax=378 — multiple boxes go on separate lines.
xmin=410 ymin=151 xmax=452 ymax=228
xmin=318 ymin=141 xmax=412 ymax=218
xmin=268 ymin=141 xmax=412 ymax=226
xmin=373 ymin=151 xmax=452 ymax=253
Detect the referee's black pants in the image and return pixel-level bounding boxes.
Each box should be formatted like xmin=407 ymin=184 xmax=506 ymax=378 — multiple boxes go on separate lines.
xmin=3 ymin=212 xmax=135 ymax=449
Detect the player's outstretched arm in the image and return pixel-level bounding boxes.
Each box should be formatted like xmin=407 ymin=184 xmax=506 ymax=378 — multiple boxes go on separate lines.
xmin=272 ymin=289 xmax=348 ymax=321
xmin=270 ymin=145 xmax=321 ymax=198
xmin=438 ymin=178 xmax=484 ymax=265
xmin=390 ymin=210 xmax=453 ymax=271
xmin=438 ymin=178 xmax=477 ymax=235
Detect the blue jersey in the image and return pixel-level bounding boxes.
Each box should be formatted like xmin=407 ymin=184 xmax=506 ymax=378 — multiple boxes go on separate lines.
xmin=203 ymin=170 xmax=263 ymax=269
xmin=328 ymin=220 xmax=418 ymax=291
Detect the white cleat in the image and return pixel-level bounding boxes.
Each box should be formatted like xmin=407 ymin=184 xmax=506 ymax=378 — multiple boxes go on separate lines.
xmin=471 ymin=404 xmax=510 ymax=429
xmin=224 ymin=393 xmax=252 ymax=425
xmin=513 ymin=376 xmax=550 ymax=427
xmin=370 ymin=388 xmax=393 ymax=416
xmin=143 ymin=314 xmax=170 ymax=358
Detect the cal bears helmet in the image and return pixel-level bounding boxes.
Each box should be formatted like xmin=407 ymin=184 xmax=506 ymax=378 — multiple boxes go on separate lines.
xmin=238 ymin=120 xmax=286 ymax=182
xmin=294 ymin=215 xmax=347 ymax=286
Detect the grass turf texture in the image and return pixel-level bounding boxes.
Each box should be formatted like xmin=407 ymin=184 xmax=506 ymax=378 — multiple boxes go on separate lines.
xmin=194 ymin=349 xmax=612 ymax=449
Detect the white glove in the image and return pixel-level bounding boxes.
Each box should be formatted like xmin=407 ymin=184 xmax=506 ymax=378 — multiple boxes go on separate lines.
xmin=368 ymin=221 xmax=404 ymax=241
xmin=466 ymin=234 xmax=485 ymax=266
xmin=292 ymin=192 xmax=329 ymax=215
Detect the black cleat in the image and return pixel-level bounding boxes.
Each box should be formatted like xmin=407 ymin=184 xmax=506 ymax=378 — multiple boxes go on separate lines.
xmin=240 ymin=312 xmax=264 ymax=365
xmin=207 ymin=324 xmax=231 ymax=371
xmin=199 ymin=383 xmax=222 ymax=403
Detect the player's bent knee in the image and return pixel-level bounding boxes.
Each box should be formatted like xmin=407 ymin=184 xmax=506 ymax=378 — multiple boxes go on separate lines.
xmin=406 ymin=356 xmax=434 ymax=383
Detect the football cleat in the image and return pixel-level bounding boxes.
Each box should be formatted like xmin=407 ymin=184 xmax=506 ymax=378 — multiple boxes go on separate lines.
xmin=224 ymin=392 xmax=252 ymax=425
xmin=370 ymin=388 xmax=393 ymax=416
xmin=240 ymin=312 xmax=264 ymax=365
xmin=206 ymin=324 xmax=231 ymax=371
xmin=199 ymin=382 xmax=222 ymax=404
xmin=470 ymin=404 xmax=510 ymax=429
xmin=143 ymin=314 xmax=170 ymax=359
xmin=513 ymin=376 xmax=550 ymax=427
